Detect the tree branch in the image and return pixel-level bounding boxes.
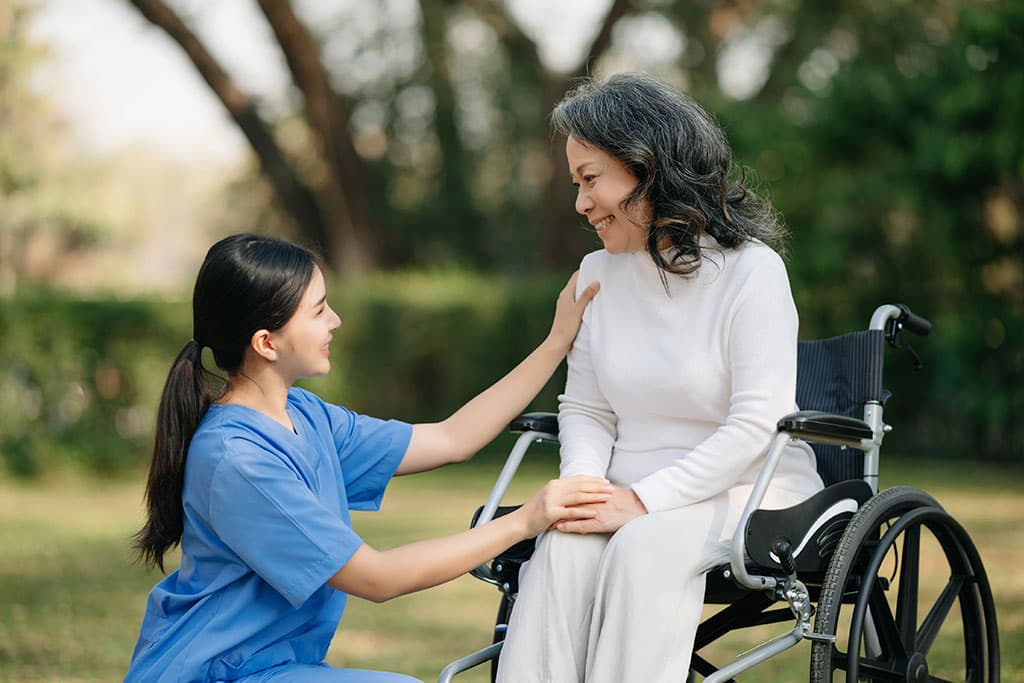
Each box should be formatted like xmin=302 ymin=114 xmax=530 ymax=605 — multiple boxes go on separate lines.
xmin=754 ymin=0 xmax=841 ymax=103
xmin=567 ymin=0 xmax=634 ymax=82
xmin=124 ymin=0 xmax=329 ymax=257
xmin=462 ymin=0 xmax=548 ymax=89
xmin=255 ymin=0 xmax=372 ymax=269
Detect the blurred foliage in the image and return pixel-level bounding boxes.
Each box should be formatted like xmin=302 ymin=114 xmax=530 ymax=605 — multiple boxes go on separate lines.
xmin=0 ymin=289 xmax=187 ymax=475
xmin=0 ymin=275 xmax=567 ymax=475
xmin=0 ymin=1 xmax=121 ymax=293
xmin=777 ymin=1 xmax=1024 ymax=462
xmin=1 ymin=0 xmax=1020 ymax=471
xmin=1 ymin=268 xmax=1018 ymax=477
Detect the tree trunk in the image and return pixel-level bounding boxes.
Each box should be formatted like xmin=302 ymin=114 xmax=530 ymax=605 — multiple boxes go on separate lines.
xmin=124 ymin=0 xmax=371 ymax=271
xmin=255 ymin=0 xmax=375 ymax=271
xmin=418 ymin=0 xmax=485 ymax=262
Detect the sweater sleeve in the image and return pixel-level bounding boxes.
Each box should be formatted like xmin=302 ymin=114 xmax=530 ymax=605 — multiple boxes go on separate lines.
xmin=631 ymin=251 xmax=800 ymax=512
xmin=558 ymin=254 xmax=618 ymax=478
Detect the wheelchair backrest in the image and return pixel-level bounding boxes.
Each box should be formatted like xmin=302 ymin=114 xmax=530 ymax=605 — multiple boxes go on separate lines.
xmin=796 ymin=329 xmax=888 ymax=487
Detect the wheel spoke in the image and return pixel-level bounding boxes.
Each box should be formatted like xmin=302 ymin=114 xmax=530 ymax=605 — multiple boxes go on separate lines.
xmin=868 ymin=578 xmax=909 ymax=660
xmin=856 ymin=657 xmax=904 ymax=681
xmin=896 ymin=524 xmax=921 ymax=648
xmin=917 ymin=574 xmax=967 ymax=655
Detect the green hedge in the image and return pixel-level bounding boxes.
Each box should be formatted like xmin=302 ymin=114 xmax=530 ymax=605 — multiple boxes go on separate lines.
xmin=1 ymin=272 xmax=1020 ymax=476
xmin=0 ymin=292 xmax=188 ymax=475
xmin=0 ymin=274 xmax=568 ymax=475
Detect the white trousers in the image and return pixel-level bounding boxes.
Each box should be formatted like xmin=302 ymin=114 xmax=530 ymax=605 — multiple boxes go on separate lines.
xmin=494 ymin=484 xmax=811 ymax=683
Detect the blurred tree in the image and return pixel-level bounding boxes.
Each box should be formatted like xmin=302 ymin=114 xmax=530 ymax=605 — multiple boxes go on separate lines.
xmin=0 ymin=1 xmax=115 ymax=294
xmin=122 ymin=0 xmax=645 ymax=270
xmin=799 ymin=1 xmax=1023 ymax=461
xmin=125 ymin=0 xmax=946 ymax=271
xmin=721 ymin=0 xmax=1023 ymax=461
xmin=107 ymin=0 xmax=1024 ymax=463
xmin=125 ymin=0 xmax=372 ymax=271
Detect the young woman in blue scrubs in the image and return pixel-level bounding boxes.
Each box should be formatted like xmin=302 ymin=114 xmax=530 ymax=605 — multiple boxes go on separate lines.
xmin=125 ymin=234 xmax=609 ymax=683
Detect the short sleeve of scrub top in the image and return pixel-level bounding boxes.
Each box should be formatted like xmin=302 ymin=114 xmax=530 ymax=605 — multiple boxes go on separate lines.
xmin=125 ymin=389 xmax=413 ymax=683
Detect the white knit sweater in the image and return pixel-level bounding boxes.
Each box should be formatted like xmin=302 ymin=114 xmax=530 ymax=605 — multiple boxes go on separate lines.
xmin=559 ymin=238 xmax=823 ymax=513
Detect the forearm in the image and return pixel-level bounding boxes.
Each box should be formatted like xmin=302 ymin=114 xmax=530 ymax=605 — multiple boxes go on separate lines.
xmin=329 ymin=510 xmax=529 ymax=602
xmin=399 ymin=273 xmax=597 ymax=475
xmin=439 ymin=336 xmax=566 ymax=458
xmin=398 ymin=337 xmax=565 ymax=475
xmin=557 ymin=319 xmax=617 ymax=478
xmin=557 ymin=403 xmax=616 ymax=477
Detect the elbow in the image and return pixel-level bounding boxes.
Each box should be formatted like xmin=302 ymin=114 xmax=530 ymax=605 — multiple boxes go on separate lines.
xmin=327 ymin=549 xmax=403 ymax=603
xmin=329 ymin=575 xmax=398 ymax=604
xmin=433 ymin=420 xmax=474 ymax=465
xmin=450 ymin=449 xmax=474 ymax=465
xmin=362 ymin=587 xmax=395 ymax=604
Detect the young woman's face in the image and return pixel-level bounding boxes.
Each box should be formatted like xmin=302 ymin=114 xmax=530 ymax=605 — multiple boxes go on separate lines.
xmin=271 ymin=266 xmax=342 ymax=381
xmin=566 ymin=135 xmax=649 ymax=254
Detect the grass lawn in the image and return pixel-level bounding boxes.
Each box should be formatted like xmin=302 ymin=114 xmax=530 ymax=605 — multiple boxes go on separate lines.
xmin=1 ymin=451 xmax=1021 ymax=682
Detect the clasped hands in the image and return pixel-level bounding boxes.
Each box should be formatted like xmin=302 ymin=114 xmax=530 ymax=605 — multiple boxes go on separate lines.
xmin=527 ymin=476 xmax=648 ymax=537
xmin=554 ymin=482 xmax=648 ymax=535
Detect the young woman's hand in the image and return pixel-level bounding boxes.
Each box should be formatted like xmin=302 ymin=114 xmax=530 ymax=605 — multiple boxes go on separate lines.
xmin=546 ymin=271 xmax=600 ymax=354
xmin=518 ymin=475 xmax=615 ymax=537
xmin=553 ymin=486 xmax=648 ymax=535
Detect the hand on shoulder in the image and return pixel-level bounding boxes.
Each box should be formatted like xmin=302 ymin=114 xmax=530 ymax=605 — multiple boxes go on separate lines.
xmin=546 ymin=271 xmax=600 ymax=354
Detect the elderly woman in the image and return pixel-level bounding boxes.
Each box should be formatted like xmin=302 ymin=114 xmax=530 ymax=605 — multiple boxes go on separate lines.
xmin=496 ymin=74 xmax=824 ymax=682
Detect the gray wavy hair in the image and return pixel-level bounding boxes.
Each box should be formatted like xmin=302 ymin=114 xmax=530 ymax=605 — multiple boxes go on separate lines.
xmin=551 ymin=73 xmax=786 ymax=276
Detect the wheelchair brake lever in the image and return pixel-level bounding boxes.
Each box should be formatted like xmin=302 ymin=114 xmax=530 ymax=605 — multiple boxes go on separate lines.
xmin=903 ymin=340 xmax=922 ymax=370
xmin=885 ymin=320 xmax=924 ymax=370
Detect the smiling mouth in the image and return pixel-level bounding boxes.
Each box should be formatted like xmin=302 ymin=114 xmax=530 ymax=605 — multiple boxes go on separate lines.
xmin=593 ymin=216 xmax=614 ymax=235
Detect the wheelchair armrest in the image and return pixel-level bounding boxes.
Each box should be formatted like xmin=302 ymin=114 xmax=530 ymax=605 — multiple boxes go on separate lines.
xmin=777 ymin=410 xmax=873 ymax=442
xmin=510 ymin=411 xmax=558 ymax=436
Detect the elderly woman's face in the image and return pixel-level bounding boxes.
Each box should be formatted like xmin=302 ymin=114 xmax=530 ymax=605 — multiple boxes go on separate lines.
xmin=566 ymin=135 xmax=649 ymax=254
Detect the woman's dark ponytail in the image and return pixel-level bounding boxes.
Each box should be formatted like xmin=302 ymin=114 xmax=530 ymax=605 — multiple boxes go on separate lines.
xmin=132 ymin=233 xmax=318 ymax=571
xmin=134 ymin=339 xmax=211 ymax=571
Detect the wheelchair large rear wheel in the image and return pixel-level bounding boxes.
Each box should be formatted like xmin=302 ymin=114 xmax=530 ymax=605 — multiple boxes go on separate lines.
xmin=809 ymin=486 xmax=998 ymax=682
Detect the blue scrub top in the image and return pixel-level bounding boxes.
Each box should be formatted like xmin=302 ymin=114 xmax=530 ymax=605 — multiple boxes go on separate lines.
xmin=126 ymin=388 xmax=413 ymax=683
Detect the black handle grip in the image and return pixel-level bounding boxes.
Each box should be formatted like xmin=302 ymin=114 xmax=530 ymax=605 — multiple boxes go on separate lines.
xmin=897 ymin=304 xmax=932 ymax=336
xmin=772 ymin=536 xmax=797 ymax=576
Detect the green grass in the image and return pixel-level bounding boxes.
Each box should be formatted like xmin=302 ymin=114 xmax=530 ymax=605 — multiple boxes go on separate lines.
xmin=1 ymin=454 xmax=1021 ymax=682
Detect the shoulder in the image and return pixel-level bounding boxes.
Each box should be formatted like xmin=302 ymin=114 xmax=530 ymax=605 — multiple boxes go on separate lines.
xmin=189 ymin=407 xmax=244 ymax=464
xmin=190 ymin=409 xmax=270 ymax=465
xmin=287 ymin=386 xmax=324 ymax=411
xmin=722 ymin=239 xmax=789 ymax=284
xmin=578 ymin=249 xmax=609 ymax=278
xmin=576 ymin=248 xmax=650 ymax=286
xmin=289 ymin=387 xmax=353 ymax=432
xmin=574 ymin=249 xmax=611 ymax=297
xmin=186 ymin=410 xmax=275 ymax=497
xmin=727 ymin=239 xmax=785 ymax=268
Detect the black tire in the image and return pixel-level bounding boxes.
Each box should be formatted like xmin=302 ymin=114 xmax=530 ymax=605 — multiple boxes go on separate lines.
xmin=809 ymin=486 xmax=999 ymax=682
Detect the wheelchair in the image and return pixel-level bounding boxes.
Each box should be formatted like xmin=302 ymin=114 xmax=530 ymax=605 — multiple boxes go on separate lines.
xmin=439 ymin=304 xmax=999 ymax=682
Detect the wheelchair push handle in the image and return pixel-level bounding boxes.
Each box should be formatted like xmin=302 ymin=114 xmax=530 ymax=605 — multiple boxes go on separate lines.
xmin=895 ymin=304 xmax=932 ymax=337
xmin=870 ymin=303 xmax=932 ymax=370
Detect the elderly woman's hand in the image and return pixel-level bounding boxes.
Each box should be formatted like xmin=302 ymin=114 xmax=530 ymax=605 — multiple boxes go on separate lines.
xmin=518 ymin=475 xmax=615 ymax=538
xmin=553 ymin=486 xmax=648 ymax=534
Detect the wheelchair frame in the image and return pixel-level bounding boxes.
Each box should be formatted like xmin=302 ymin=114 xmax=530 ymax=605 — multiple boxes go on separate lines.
xmin=439 ymin=304 xmax=999 ymax=682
